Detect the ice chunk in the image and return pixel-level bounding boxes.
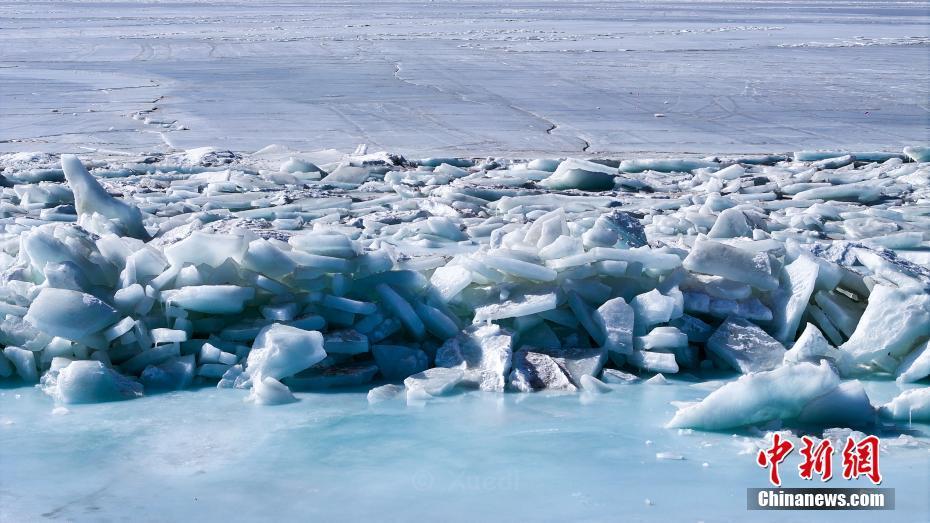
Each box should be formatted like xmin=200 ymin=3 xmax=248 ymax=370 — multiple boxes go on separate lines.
xmin=24 ymin=288 xmax=119 ymax=340
xmin=644 ymin=373 xmax=668 ymax=385
xmin=600 ymin=368 xmax=640 ymax=384
xmin=840 ymin=285 xmax=930 ymax=371
xmin=435 ymin=324 xmax=512 ymax=391
xmin=579 ymin=374 xmax=612 ymax=393
xmin=797 ymin=381 xmax=874 ymax=427
xmin=482 ymin=255 xmax=557 ymax=282
xmin=61 ymin=155 xmax=149 ymax=239
xmin=246 ymin=324 xmax=326 ymax=380
xmin=3 ymin=347 xmax=38 ymax=383
xmin=165 ymin=232 xmax=247 ymax=268
xmin=367 ymin=383 xmax=404 ymax=403
xmin=162 ymin=285 xmax=255 ymax=314
xmin=896 ymin=339 xmax=930 ymax=383
xmin=631 ymin=289 xmax=678 ymax=327
xmin=666 ymin=361 xmax=840 ymax=430
xmin=430 ymin=265 xmax=472 ymax=302
xmin=626 ymin=350 xmax=679 ymax=374
xmin=323 ymin=330 xmax=369 ymax=354
xmin=770 ymin=254 xmax=819 ymax=342
xmin=540 ymin=168 xmax=615 ymax=191
xmin=706 ymin=317 xmax=786 ymax=373
xmin=879 ymin=388 xmax=930 ymax=422
xmin=903 ymin=145 xmax=930 ymax=163
xmin=376 ymin=284 xmax=425 ymax=339
xmin=42 ymin=360 xmax=142 ymax=403
xmin=372 ymin=344 xmax=429 ymax=380
xmin=683 ymin=239 xmax=777 ymax=290
xmin=246 ymin=376 xmax=297 ymax=405
xmin=508 ymin=349 xmax=576 ymax=392
xmin=473 ymin=291 xmax=557 ymax=322
xmin=707 ymin=208 xmax=752 ymax=239
xmin=538 ymin=346 xmax=607 ymax=384
xmin=140 ymin=355 xmax=195 ymax=391
xmin=783 ymin=323 xmax=851 ymax=373
xmin=594 ymin=297 xmax=634 ymax=355
xmin=403 ymin=367 xmax=464 ymax=398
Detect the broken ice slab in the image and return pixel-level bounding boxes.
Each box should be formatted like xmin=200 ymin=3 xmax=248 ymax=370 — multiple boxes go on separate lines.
xmin=246 ymin=324 xmax=326 ymax=381
xmin=162 ymin=285 xmax=255 ymax=314
xmin=472 ymin=291 xmax=557 ymax=322
xmin=435 ymin=324 xmax=512 ymax=391
xmin=682 ymin=238 xmax=777 ymax=290
xmin=24 ymin=288 xmax=119 ymax=341
xmin=705 ymin=316 xmax=786 ymax=373
xmin=404 ymin=367 xmax=464 ymax=398
xmin=879 ymin=388 xmax=930 ymax=422
xmin=841 ymin=285 xmax=930 ymax=372
xmin=667 ymin=361 xmax=841 ymax=430
xmin=41 ymin=360 xmax=142 ymax=404
xmin=508 ymin=349 xmax=576 ymax=392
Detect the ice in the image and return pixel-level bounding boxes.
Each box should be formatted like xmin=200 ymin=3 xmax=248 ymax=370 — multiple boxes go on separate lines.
xmin=367 ymin=383 xmax=404 ymax=403
xmin=435 ymin=324 xmax=512 ymax=392
xmin=840 ymin=285 xmax=930 ymax=372
xmin=403 ymin=367 xmax=464 ymax=398
xmin=796 ymin=381 xmax=874 ymax=427
xmin=246 ymin=376 xmax=297 ymax=405
xmin=903 ymin=145 xmax=930 ymax=163
xmin=3 ymin=347 xmax=38 ymax=383
xmin=594 ymin=297 xmax=635 ymax=356
xmin=705 ymin=317 xmax=786 ymax=373
xmin=245 ymin=324 xmax=326 ymax=381
xmin=879 ymin=388 xmax=930 ymax=422
xmin=667 ymin=362 xmax=841 ymax=430
xmin=372 ymin=344 xmax=429 ymax=380
xmin=683 ymin=239 xmax=778 ymax=291
xmin=509 ymin=349 xmax=576 ymax=392
xmin=162 ymin=285 xmax=256 ymax=314
xmin=783 ymin=323 xmax=851 ymax=373
xmin=286 ymin=362 xmax=379 ymax=390
xmin=24 ymin=288 xmax=119 ymax=341
xmin=895 ymin=339 xmax=930 ymax=383
xmin=60 ymin=155 xmax=149 ymax=240
xmin=769 ymin=254 xmax=819 ymax=342
xmin=41 ymin=360 xmax=142 ymax=404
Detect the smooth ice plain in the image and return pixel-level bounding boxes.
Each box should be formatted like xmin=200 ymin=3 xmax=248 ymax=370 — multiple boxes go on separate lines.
xmin=1 ymin=0 xmax=928 ymax=156
xmin=1 ymin=1 xmax=930 ymax=522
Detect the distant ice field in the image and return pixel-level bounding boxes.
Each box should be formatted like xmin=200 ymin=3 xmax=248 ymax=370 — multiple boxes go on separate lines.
xmin=1 ymin=0 xmax=928 ymax=156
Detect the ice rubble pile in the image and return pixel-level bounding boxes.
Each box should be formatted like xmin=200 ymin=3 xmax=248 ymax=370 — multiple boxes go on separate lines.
xmin=0 ymin=146 xmax=928 ymax=427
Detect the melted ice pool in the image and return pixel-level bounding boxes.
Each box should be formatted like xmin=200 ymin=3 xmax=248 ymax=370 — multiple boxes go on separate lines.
xmin=1 ymin=380 xmax=927 ymax=522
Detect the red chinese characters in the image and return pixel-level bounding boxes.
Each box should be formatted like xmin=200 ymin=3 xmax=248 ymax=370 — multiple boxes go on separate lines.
xmin=798 ymin=435 xmax=834 ymax=481
xmin=841 ymin=435 xmax=882 ymax=485
xmin=756 ymin=433 xmax=794 ymax=486
xmin=757 ymin=434 xmax=882 ymax=485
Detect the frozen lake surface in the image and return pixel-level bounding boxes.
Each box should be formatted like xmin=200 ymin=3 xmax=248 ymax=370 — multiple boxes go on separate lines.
xmin=1 ymin=380 xmax=928 ymax=522
xmin=1 ymin=0 xmax=928 ymax=157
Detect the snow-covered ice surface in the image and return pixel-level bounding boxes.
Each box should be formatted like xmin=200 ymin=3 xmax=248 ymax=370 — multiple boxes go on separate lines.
xmin=2 ymin=382 xmax=929 ymax=522
xmin=1 ymin=0 xmax=928 ymax=156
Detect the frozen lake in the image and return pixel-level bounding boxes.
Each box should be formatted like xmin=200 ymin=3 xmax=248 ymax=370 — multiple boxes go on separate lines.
xmin=1 ymin=380 xmax=928 ymax=522
xmin=1 ymin=0 xmax=928 ymax=157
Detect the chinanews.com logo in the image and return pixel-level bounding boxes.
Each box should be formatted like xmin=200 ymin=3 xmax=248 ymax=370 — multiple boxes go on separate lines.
xmin=746 ymin=434 xmax=895 ymax=511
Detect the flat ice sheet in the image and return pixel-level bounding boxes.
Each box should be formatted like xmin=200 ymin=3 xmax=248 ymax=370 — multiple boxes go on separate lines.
xmin=1 ymin=0 xmax=928 ymax=157
xmin=1 ymin=382 xmax=928 ymax=521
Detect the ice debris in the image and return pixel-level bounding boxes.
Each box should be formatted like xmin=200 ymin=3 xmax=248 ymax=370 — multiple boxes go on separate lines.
xmin=0 ymin=147 xmax=926 ymax=432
